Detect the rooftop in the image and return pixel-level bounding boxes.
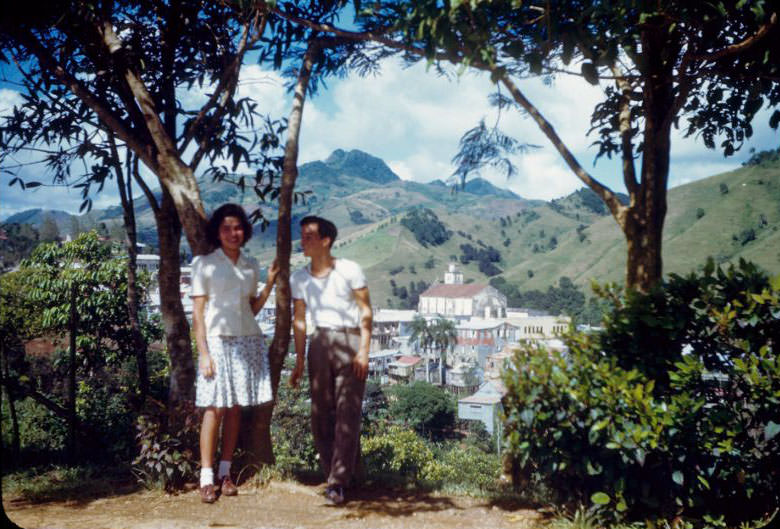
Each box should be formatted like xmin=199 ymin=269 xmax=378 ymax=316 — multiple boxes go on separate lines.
xmin=419 ymin=283 xmax=488 ymax=299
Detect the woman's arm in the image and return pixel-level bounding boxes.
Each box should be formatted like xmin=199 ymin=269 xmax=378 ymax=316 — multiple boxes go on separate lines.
xmin=192 ymin=296 xmax=214 ymax=378
xmin=250 ymin=260 xmax=279 ymax=315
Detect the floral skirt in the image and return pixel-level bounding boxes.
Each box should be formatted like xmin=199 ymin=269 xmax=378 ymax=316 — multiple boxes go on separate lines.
xmin=195 ymin=334 xmax=272 ymax=408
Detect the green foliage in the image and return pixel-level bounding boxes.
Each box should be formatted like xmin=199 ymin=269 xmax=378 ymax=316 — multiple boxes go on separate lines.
xmin=742 ymin=147 xmax=780 ymax=167
xmin=348 ymin=209 xmax=371 ymax=224
xmin=0 ymin=222 xmax=40 ymax=270
xmin=270 ymin=358 xmax=318 ymax=476
xmin=400 ymin=208 xmax=451 ymax=247
xmin=362 ymin=425 xmax=437 ymax=483
xmin=389 ymin=381 xmax=456 ymax=440
xmin=459 ymin=242 xmax=502 ymax=276
xmin=20 ymin=232 xmax=146 ymax=368
xmin=132 ymin=402 xmax=200 ymax=491
xmin=491 ymin=276 xmax=591 ymax=321
xmin=502 ymin=259 xmax=780 ymax=524
xmin=426 ymin=444 xmax=502 ymax=492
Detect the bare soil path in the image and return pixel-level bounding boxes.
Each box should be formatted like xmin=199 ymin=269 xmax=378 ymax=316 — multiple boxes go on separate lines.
xmin=3 ymin=481 xmax=543 ymax=529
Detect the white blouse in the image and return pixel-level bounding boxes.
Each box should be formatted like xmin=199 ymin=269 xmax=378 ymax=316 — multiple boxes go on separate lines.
xmin=190 ymin=248 xmax=262 ymax=337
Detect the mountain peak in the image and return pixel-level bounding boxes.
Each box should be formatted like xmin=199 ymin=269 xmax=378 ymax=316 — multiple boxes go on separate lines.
xmin=323 ymin=149 xmax=400 ymax=185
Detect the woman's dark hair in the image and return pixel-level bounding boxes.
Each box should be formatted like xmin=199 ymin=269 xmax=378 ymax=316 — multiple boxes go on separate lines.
xmin=206 ymin=203 xmax=253 ymax=248
xmin=300 ymin=215 xmax=337 ymax=247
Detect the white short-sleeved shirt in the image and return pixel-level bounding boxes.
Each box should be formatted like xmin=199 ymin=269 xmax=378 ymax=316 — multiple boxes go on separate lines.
xmin=190 ymin=248 xmax=262 ymax=337
xmin=290 ymin=258 xmax=367 ymax=329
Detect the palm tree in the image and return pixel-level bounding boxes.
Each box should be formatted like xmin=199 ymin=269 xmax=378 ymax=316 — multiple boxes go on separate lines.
xmin=430 ymin=317 xmax=457 ymax=386
xmin=409 ymin=315 xmax=434 ymax=382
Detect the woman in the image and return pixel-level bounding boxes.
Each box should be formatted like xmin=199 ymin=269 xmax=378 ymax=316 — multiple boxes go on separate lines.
xmin=190 ymin=203 xmax=278 ymax=503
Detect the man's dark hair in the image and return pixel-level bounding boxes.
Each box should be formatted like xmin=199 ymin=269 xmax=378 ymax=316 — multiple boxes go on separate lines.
xmin=300 ymin=215 xmax=337 ymax=248
xmin=207 ymin=203 xmax=253 ymax=248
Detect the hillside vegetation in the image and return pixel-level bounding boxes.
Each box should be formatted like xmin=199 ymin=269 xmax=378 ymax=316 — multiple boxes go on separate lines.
xmin=4 ymin=150 xmax=779 ymax=306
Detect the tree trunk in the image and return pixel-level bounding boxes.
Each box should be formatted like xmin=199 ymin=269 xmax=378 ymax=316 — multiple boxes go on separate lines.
xmin=115 ymin=150 xmax=149 ymax=407
xmin=67 ymin=283 xmax=78 ymax=462
xmin=620 ymin=26 xmax=674 ymax=292
xmin=245 ymin=41 xmax=319 ymax=466
xmin=0 ymin=341 xmax=20 ymax=459
xmin=155 ymin=189 xmax=195 ymax=403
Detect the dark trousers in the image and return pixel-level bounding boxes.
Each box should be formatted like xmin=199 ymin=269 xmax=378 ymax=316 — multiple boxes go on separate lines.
xmin=308 ymin=327 xmax=366 ymax=487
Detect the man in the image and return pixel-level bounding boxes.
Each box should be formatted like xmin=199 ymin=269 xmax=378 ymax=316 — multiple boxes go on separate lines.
xmin=289 ymin=216 xmax=372 ymax=505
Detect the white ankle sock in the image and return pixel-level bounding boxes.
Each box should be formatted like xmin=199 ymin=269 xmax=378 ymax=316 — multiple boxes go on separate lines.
xmin=218 ymin=460 xmax=232 ymax=479
xmin=200 ymin=467 xmax=214 ymax=488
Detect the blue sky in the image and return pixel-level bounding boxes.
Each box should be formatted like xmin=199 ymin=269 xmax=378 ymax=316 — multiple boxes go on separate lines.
xmin=1 ymin=57 xmax=778 ymax=219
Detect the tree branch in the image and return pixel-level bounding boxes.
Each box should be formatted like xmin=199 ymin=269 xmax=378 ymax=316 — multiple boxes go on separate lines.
xmin=17 ymin=29 xmax=158 ymax=173
xmin=694 ymin=11 xmax=778 ymax=62
xmin=497 ymin=70 xmax=626 ymax=220
xmin=132 ymin=156 xmax=160 ymax=215
xmin=610 ymin=65 xmax=639 ymax=197
xmin=188 ymin=11 xmax=268 ymax=170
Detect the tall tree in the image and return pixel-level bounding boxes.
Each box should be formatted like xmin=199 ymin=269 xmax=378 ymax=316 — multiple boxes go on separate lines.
xmin=0 ymin=0 xmax=278 ymax=402
xmin=409 ymin=315 xmax=435 ymax=382
xmin=430 ymin=317 xmax=457 ymax=386
xmin=19 ymin=232 xmax=148 ymax=458
xmin=271 ymin=0 xmax=780 ymax=291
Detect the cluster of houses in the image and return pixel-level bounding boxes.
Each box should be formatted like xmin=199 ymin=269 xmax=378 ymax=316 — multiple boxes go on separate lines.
xmin=142 ymin=257 xmax=570 ymax=436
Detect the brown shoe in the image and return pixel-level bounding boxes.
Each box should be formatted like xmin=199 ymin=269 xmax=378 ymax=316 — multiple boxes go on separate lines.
xmin=200 ymin=484 xmax=217 ymax=503
xmin=220 ymin=476 xmax=238 ymax=496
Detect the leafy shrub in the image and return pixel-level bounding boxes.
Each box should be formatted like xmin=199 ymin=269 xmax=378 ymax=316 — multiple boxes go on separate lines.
xmin=433 ymin=444 xmax=501 ymax=491
xmin=271 ymin=367 xmax=318 ymax=476
xmin=363 ymin=425 xmax=436 ymax=483
xmin=132 ymin=402 xmax=200 ymax=491
xmin=389 ymin=381 xmax=456 ymax=440
xmin=502 ymin=259 xmax=780 ymax=525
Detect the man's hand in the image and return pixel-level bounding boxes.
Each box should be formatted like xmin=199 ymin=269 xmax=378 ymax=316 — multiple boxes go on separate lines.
xmin=199 ymin=353 xmax=215 ymax=379
xmin=290 ymin=359 xmax=305 ymax=388
xmin=353 ymin=350 xmax=369 ymax=380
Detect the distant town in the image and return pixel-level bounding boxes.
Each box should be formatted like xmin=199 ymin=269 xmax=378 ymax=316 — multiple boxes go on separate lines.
xmin=136 ymin=251 xmax=574 ymax=436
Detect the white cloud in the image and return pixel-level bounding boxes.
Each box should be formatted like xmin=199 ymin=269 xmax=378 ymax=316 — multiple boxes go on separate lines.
xmin=0 ymin=88 xmax=23 ymax=117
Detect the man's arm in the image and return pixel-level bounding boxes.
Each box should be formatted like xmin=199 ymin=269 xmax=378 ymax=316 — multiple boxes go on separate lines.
xmin=290 ymin=298 xmax=307 ymax=388
xmin=352 ymin=287 xmax=373 ymax=380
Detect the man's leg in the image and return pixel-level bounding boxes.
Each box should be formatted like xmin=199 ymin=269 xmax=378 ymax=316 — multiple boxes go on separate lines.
xmin=307 ymin=329 xmax=335 ymax=479
xmin=327 ymin=331 xmax=366 ymax=488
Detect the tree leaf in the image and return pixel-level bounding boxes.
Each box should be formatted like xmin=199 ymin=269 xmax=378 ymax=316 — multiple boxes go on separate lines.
xmin=581 ymin=62 xmax=599 ymax=85
xmin=672 ymin=470 xmax=684 ymax=485
xmin=764 ymin=421 xmax=780 ymax=441
xmin=591 ymin=492 xmax=610 ymax=505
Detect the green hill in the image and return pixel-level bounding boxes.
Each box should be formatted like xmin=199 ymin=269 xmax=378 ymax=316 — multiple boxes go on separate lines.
xmin=4 ymin=149 xmax=779 ymax=304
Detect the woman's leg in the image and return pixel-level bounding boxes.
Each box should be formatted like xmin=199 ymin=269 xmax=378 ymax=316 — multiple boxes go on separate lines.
xmin=200 ymin=407 xmax=225 ymax=471
xmin=220 ymin=405 xmax=241 ymax=462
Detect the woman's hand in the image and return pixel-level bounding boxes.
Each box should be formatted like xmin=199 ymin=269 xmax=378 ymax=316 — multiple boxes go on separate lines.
xmin=199 ymin=353 xmax=216 ymax=379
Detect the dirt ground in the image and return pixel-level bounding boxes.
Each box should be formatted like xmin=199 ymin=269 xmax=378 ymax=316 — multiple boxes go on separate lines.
xmin=3 ymin=480 xmax=544 ymax=529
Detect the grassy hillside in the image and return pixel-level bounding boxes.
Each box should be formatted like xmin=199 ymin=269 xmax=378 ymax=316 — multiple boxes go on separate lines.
xmin=324 ymin=159 xmax=780 ymax=305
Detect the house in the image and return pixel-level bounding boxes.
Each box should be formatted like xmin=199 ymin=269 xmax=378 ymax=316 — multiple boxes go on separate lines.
xmin=446 ymin=362 xmax=481 ymax=396
xmin=457 ymin=380 xmax=506 ymax=434
xmin=136 ymin=254 xmax=161 ymax=275
xmin=368 ymin=349 xmax=401 ymax=381
xmin=387 ymin=355 xmax=422 ymax=384
xmin=371 ymin=309 xmax=417 ymax=353
xmin=418 ymin=263 xmax=507 ymax=319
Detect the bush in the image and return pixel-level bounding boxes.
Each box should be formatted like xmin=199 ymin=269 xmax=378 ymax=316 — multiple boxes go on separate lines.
xmin=389 ymin=381 xmax=456 ymax=440
xmin=502 ymin=259 xmax=780 ymax=525
xmin=132 ymin=402 xmax=200 ymax=491
xmin=432 ymin=444 xmax=502 ymax=492
xmin=363 ymin=426 xmax=436 ymax=483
